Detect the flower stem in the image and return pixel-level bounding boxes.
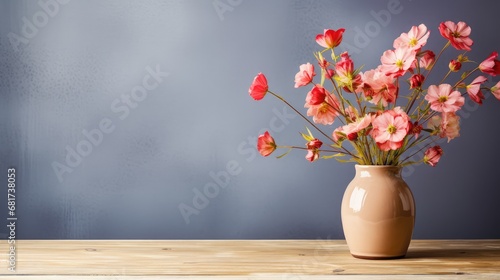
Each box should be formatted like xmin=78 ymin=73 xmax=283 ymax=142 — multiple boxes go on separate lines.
xmin=453 ymin=66 xmax=479 ymax=89
xmin=268 ymin=90 xmax=358 ymax=159
xmin=406 ymin=42 xmax=450 ymax=114
xmin=277 ymin=145 xmax=351 ymax=155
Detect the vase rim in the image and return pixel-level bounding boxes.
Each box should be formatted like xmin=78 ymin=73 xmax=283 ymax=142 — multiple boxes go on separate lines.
xmin=355 ymin=164 xmax=401 ymax=168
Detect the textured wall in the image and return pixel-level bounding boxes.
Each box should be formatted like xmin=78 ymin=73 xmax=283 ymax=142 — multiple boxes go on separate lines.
xmin=1 ymin=0 xmax=499 ymax=239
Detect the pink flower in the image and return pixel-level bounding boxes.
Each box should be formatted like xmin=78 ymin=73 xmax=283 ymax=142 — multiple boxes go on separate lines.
xmin=441 ymin=112 xmax=460 ymax=142
xmin=360 ymin=68 xmax=398 ymax=106
xmin=370 ymin=107 xmax=411 ymax=151
xmin=438 ymin=21 xmax=473 ymax=51
xmin=449 ymin=59 xmax=462 ymax=72
xmin=393 ymin=24 xmax=430 ymax=50
xmin=305 ymin=92 xmax=341 ymax=125
xmin=257 ymin=131 xmax=276 ymax=157
xmin=334 ymin=52 xmax=362 ymax=92
xmin=491 ymin=81 xmax=500 ymax=100
xmin=466 ymin=76 xmax=487 ymax=104
xmin=419 ymin=50 xmax=435 ymax=70
xmin=409 ymin=74 xmax=425 ymax=89
xmin=380 ymin=47 xmax=417 ymax=77
xmin=424 ymin=84 xmax=464 ymax=113
xmin=479 ymin=51 xmax=500 ymax=76
xmin=423 ymin=146 xmax=443 ymax=167
xmin=294 ymin=63 xmax=316 ymax=88
xmin=249 ymin=73 xmax=268 ymax=100
xmin=316 ymin=28 xmax=345 ymax=49
xmin=341 ymin=114 xmax=373 ymax=141
xmin=305 ymin=84 xmax=327 ymax=105
xmin=429 ymin=113 xmax=460 ymax=142
xmin=305 ymin=139 xmax=323 ymax=162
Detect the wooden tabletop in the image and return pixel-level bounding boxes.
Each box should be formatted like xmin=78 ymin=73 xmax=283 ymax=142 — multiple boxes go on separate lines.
xmin=1 ymin=240 xmax=499 ymax=279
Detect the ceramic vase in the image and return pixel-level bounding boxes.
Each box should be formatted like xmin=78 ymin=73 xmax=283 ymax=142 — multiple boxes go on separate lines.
xmin=341 ymin=165 xmax=416 ymax=259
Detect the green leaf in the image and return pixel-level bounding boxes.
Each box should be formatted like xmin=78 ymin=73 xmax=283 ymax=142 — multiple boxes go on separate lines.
xmin=344 ymin=98 xmax=354 ymax=108
xmin=322 ymin=153 xmax=345 ymax=159
xmin=300 ymin=132 xmax=313 ymax=142
xmin=461 ymin=71 xmax=469 ymax=80
xmin=305 ymin=127 xmax=314 ymax=138
xmin=400 ymin=161 xmax=418 ymax=167
xmin=330 ymin=143 xmax=343 ymax=149
xmin=317 ymin=51 xmax=324 ymax=61
xmin=301 ymin=127 xmax=315 ymax=142
xmin=353 ymin=65 xmax=364 ymax=76
xmin=276 ymin=148 xmax=292 ymax=159
xmin=335 ymin=157 xmax=358 ymax=164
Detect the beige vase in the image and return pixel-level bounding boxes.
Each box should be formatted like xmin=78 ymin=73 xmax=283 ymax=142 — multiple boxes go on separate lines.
xmin=341 ymin=165 xmax=415 ymax=259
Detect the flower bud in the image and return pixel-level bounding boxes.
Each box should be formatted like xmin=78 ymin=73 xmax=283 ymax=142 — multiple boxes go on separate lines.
xmin=491 ymin=81 xmax=500 ymax=100
xmin=419 ymin=50 xmax=435 ymax=70
xmin=424 ymin=146 xmax=443 ymax=167
xmin=449 ymin=59 xmax=462 ymax=72
xmin=409 ymin=74 xmax=425 ymax=89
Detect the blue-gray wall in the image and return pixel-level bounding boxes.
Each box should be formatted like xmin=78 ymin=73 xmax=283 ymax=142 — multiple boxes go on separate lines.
xmin=1 ymin=0 xmax=499 ymax=239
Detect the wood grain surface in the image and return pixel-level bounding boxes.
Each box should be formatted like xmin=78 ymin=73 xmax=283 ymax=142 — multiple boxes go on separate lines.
xmin=1 ymin=240 xmax=499 ymax=279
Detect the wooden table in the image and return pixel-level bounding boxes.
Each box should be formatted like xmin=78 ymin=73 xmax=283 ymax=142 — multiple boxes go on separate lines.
xmin=1 ymin=240 xmax=499 ymax=279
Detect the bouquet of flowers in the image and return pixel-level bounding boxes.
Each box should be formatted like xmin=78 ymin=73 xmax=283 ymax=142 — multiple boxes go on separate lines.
xmin=248 ymin=21 xmax=500 ymax=167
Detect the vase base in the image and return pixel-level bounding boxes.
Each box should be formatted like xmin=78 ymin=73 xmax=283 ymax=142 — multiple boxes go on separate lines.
xmin=351 ymin=253 xmax=406 ymax=260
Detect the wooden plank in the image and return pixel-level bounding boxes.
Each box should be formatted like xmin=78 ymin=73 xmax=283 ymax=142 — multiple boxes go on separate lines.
xmin=0 ymin=276 xmax=498 ymax=280
xmin=1 ymin=240 xmax=499 ymax=278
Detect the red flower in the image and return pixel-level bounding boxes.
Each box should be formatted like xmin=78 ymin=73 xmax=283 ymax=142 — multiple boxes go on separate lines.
xmin=423 ymin=146 xmax=443 ymax=167
xmin=249 ymin=73 xmax=269 ymax=100
xmin=305 ymin=139 xmax=323 ymax=162
xmin=305 ymin=91 xmax=341 ymax=125
xmin=257 ymin=131 xmax=276 ymax=157
xmin=305 ymin=85 xmax=327 ymax=105
xmin=479 ymin=52 xmax=500 ymax=76
xmin=316 ymin=28 xmax=345 ymax=49
xmin=438 ymin=21 xmax=473 ymax=51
